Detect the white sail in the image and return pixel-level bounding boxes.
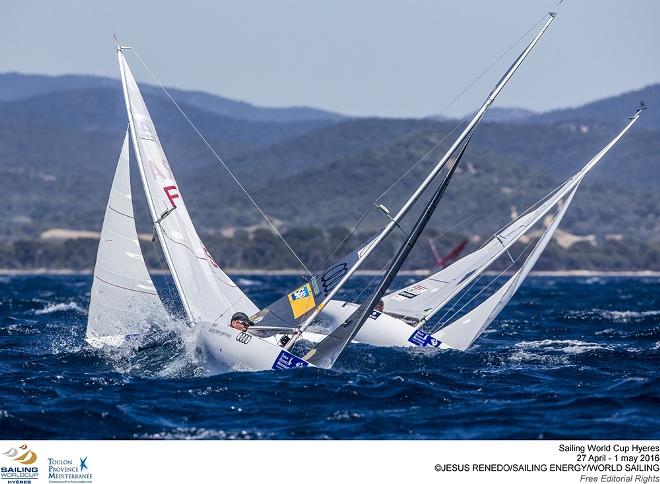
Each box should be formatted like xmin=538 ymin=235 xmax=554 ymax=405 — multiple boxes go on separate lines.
xmin=117 ymin=51 xmax=257 ymax=324
xmin=381 ymin=206 xmax=543 ymax=322
xmin=382 ymin=112 xmax=640 ymax=324
xmin=86 ymin=133 xmax=169 ymax=347
xmin=434 ymin=185 xmax=578 ymax=350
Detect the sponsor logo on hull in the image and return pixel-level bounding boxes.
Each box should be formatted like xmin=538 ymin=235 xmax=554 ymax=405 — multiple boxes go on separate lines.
xmin=408 ymin=329 xmax=441 ymax=347
xmin=235 ymin=332 xmax=252 ymax=344
xmin=272 ymin=350 xmax=309 ymax=370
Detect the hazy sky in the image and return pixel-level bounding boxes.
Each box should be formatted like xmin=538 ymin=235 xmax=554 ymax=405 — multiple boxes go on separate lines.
xmin=3 ymin=0 xmax=659 ymax=117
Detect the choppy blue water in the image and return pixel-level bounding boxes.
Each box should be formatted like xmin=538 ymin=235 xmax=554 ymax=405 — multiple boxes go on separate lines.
xmin=0 ymin=274 xmax=658 ymax=439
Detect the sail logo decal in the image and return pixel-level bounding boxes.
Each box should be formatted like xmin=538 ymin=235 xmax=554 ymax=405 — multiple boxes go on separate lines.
xmin=146 ymin=156 xmax=174 ymax=182
xmin=408 ymin=329 xmax=441 ymax=347
xmin=288 ymin=283 xmax=316 ymax=319
xmin=321 ymin=263 xmax=348 ymax=295
xmin=392 ymin=284 xmax=429 ymax=301
xmin=272 ymin=350 xmax=309 ymax=370
xmin=236 ymin=332 xmax=252 ymax=344
xmin=163 ymin=185 xmax=180 ymax=208
xmin=3 ymin=444 xmax=37 ymax=465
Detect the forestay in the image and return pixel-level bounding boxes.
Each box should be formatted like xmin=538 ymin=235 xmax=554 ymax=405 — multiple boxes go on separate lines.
xmin=434 ymin=185 xmax=578 ymax=350
xmin=118 ymin=52 xmax=258 ymax=324
xmin=86 ymin=133 xmax=169 ymax=346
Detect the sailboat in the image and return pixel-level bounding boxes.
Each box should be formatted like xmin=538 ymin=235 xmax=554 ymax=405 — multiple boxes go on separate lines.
xmin=87 ymin=45 xmax=312 ymax=372
xmin=87 ymin=12 xmax=558 ymax=372
xmin=381 ymin=110 xmax=642 ymax=351
xmin=282 ymin=108 xmax=642 ymax=358
xmin=247 ymin=13 xmax=557 ymax=358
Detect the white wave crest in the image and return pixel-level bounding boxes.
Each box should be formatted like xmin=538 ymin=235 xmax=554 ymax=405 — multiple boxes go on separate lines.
xmin=599 ymin=310 xmax=660 ymax=322
xmin=514 ymin=339 xmax=610 ymax=354
xmin=567 ymin=309 xmax=660 ymax=323
xmin=35 ymin=301 xmax=86 ymax=315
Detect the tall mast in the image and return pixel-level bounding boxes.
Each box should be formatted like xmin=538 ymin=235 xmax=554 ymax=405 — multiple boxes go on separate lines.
xmin=306 ymin=131 xmax=475 ymax=367
xmin=116 ymin=46 xmax=194 ymax=321
xmin=285 ymin=12 xmax=556 ymax=350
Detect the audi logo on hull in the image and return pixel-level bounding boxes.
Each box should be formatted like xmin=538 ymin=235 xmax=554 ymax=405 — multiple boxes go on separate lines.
xmin=236 ymin=332 xmax=252 ymax=344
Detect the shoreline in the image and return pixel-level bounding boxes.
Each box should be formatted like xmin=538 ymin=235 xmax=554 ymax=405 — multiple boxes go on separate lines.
xmin=1 ymin=268 xmax=659 ymax=277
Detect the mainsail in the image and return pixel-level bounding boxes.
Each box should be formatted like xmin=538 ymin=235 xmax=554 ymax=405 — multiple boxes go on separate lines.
xmin=434 ymin=185 xmax=578 ymax=350
xmin=86 ymin=133 xmax=169 ymax=346
xmin=381 ymin=110 xmax=642 ymax=326
xmin=117 ymin=49 xmax=258 ymax=324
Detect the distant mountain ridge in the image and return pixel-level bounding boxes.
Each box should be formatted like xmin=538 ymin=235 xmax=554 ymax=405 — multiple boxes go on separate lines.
xmin=0 ymin=72 xmax=345 ymax=123
xmin=0 ymin=70 xmax=658 ymax=273
xmin=482 ymin=107 xmax=536 ymax=123
xmin=525 ymin=83 xmax=660 ymax=130
xmin=4 ymin=71 xmax=660 ymax=128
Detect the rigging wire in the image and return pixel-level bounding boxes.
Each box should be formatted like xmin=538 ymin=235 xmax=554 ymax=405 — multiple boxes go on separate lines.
xmin=320 ymin=12 xmax=555 ymax=272
xmin=374 ymin=13 xmax=549 ymax=204
xmin=426 ymin=148 xmax=578 ymax=247
xmin=130 ymin=49 xmax=313 ymax=277
xmin=315 ymin=204 xmax=374 ymax=277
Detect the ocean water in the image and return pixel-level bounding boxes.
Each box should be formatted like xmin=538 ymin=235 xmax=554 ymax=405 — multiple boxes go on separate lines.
xmin=0 ymin=274 xmax=658 ymax=440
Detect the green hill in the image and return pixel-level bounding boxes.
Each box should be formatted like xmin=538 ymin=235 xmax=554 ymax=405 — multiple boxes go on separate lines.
xmin=0 ymin=73 xmax=659 ymax=270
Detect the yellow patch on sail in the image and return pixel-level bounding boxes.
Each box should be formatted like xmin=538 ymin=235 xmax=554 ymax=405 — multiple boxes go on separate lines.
xmin=288 ymin=283 xmax=316 ymax=319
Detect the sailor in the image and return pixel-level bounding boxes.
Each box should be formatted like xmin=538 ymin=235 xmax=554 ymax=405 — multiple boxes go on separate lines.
xmin=229 ymin=312 xmax=252 ymax=332
xmin=374 ymin=299 xmax=384 ymax=313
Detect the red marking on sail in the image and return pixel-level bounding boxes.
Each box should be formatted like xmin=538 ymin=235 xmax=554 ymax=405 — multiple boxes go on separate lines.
xmin=430 ymin=238 xmax=468 ymax=270
xmin=164 ymin=185 xmax=180 ymax=208
xmin=204 ymin=247 xmax=219 ymax=268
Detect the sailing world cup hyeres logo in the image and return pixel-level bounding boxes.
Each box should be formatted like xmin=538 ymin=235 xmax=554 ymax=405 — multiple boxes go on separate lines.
xmin=3 ymin=444 xmax=37 ymax=465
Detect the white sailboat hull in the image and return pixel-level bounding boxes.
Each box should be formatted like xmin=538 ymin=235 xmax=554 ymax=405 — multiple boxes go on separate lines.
xmin=196 ymin=321 xmax=312 ymax=373
xmin=322 ymin=301 xmax=419 ymax=347
xmin=259 ymin=300 xmax=422 ymax=348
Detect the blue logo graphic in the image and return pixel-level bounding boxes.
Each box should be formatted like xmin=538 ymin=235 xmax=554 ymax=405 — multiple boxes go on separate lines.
xmin=291 ymin=286 xmax=310 ymax=300
xmin=408 ymin=329 xmax=441 ymax=347
xmin=80 ymin=457 xmax=88 ymax=471
xmin=368 ymin=310 xmax=381 ymax=320
xmin=272 ymin=350 xmax=309 ymax=370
